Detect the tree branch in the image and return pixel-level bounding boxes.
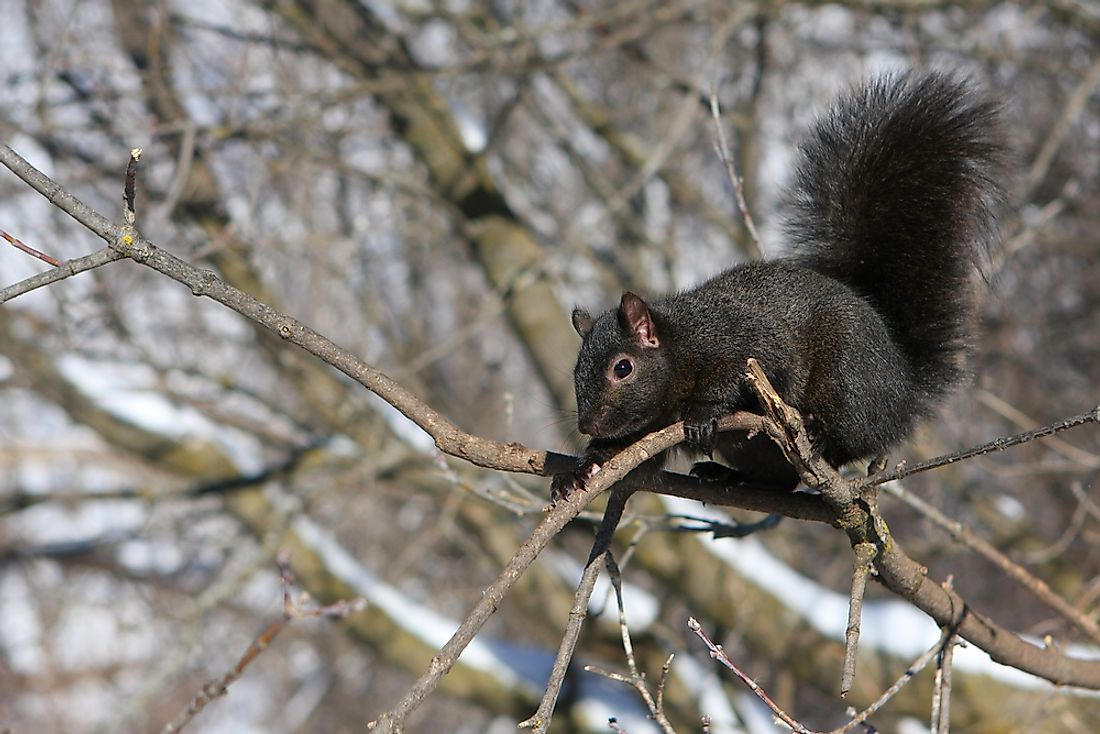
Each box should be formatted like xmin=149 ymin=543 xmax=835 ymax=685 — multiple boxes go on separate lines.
xmin=518 ymin=486 xmax=635 ymax=733
xmin=0 ymin=245 xmax=125 ymax=304
xmin=0 ymin=142 xmax=568 ymax=475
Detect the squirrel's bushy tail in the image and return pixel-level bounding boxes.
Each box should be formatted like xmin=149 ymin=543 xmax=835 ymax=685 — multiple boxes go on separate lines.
xmin=785 ymin=70 xmax=1006 ymax=405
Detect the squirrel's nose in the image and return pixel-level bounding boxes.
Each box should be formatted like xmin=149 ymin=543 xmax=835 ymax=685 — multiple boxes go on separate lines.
xmin=579 ymin=406 xmax=611 ymax=436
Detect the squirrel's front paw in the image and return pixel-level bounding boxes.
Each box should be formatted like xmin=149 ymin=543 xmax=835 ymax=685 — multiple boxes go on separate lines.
xmin=549 ymin=472 xmax=584 ymax=503
xmin=549 ymin=462 xmax=602 ymax=504
xmin=684 ymin=417 xmax=718 ymax=457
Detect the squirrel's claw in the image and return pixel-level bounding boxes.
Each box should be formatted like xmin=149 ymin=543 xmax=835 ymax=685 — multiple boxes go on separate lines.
xmin=684 ymin=416 xmax=718 ymax=457
xmin=549 ymin=461 xmax=602 ymax=504
xmin=549 ymin=471 xmax=585 ymax=503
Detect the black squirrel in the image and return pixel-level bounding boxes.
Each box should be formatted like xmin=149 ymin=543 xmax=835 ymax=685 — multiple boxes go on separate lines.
xmin=554 ymin=70 xmax=1006 ymax=497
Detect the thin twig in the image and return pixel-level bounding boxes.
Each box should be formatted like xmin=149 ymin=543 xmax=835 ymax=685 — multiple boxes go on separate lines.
xmin=931 ymin=627 xmax=958 ymax=734
xmin=930 ymin=581 xmax=956 ymax=734
xmin=1026 ymin=57 xmax=1100 ymax=194
xmin=124 ymin=148 xmax=142 ymax=226
xmin=863 ymin=407 xmax=1100 ymax=488
xmin=977 ymin=389 xmax=1100 ymax=467
xmin=155 ymin=122 xmax=196 ymax=224
xmin=104 ymin=490 xmax=300 ymax=734
xmin=690 ymin=616 xmax=955 ymax=734
xmin=602 ymin=8 xmax=747 ymax=220
xmin=709 ymin=87 xmax=761 ymax=252
xmin=656 ymin=653 xmax=674 ymax=724
xmin=369 ymin=418 xmax=757 ymax=734
xmin=0 ymin=228 xmax=61 ymax=266
xmin=369 ymin=481 xmax=602 ymax=733
xmin=0 ymin=140 xmax=571 ymax=477
xmin=688 ymin=616 xmax=812 ymax=734
xmin=1 ymin=444 xmax=315 ymax=516
xmin=841 ymin=541 xmax=878 ymax=697
xmin=159 ymin=619 xmax=289 ymax=734
xmin=831 ymin=629 xmax=953 ymax=734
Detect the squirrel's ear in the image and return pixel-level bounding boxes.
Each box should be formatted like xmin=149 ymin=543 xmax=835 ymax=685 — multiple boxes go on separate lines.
xmin=571 ymin=308 xmax=594 ymax=338
xmin=619 ymin=292 xmax=660 ymax=348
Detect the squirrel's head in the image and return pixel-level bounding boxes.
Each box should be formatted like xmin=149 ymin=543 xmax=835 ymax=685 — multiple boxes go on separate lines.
xmin=570 ymin=292 xmax=672 ymax=440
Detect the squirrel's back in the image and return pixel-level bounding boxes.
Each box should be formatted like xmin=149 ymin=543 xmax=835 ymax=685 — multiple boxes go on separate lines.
xmin=785 ymin=70 xmax=1006 ymax=410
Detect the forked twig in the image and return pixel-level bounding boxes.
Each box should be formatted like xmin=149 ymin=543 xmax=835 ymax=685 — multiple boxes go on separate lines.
xmin=689 ymin=617 xmax=955 ymax=734
xmin=583 ymin=550 xmax=679 ymax=734
xmin=159 ymin=552 xmax=366 ymax=734
xmin=519 ymin=486 xmax=636 ymax=732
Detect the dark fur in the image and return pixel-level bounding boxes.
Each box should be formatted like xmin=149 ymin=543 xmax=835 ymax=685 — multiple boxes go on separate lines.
xmin=563 ymin=70 xmax=1006 ymax=491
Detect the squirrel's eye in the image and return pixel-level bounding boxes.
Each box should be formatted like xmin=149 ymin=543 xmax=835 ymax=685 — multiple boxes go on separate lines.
xmin=612 ymin=358 xmax=634 ymax=380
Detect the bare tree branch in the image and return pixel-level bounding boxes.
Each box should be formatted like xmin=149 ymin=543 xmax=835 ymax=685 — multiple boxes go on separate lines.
xmin=841 ymin=541 xmax=877 ymax=697
xmin=883 ymin=480 xmax=1100 ymax=644
xmin=519 ymin=486 xmax=636 ymax=733
xmin=0 ymin=244 xmax=125 ymax=304
xmin=742 ymin=359 xmax=1100 ymax=688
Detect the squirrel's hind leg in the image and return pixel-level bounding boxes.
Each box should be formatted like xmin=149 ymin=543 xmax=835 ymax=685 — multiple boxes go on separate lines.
xmin=689 ymin=432 xmax=800 ymax=491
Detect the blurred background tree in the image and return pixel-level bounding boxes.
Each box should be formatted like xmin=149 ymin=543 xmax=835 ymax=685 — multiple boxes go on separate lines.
xmin=1 ymin=1 xmax=1098 ymax=732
